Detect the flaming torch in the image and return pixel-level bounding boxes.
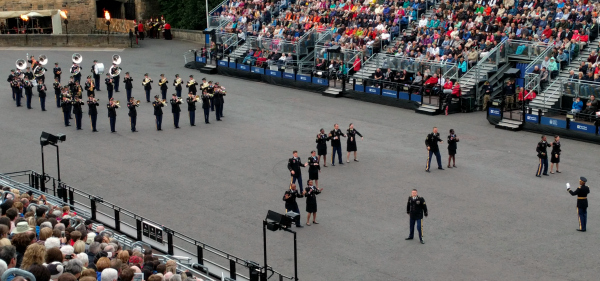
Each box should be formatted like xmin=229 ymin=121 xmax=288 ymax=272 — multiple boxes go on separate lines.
xmin=60 ymin=10 xmax=69 ymax=43
xmin=104 ymin=10 xmax=111 ymax=43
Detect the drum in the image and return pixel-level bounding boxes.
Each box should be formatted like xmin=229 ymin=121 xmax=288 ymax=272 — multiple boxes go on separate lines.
xmin=94 ymin=63 xmax=105 ymax=75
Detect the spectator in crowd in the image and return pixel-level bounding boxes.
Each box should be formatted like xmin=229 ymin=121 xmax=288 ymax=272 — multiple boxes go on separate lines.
xmin=571 ymin=97 xmax=583 ymax=114
xmin=583 ymin=95 xmax=598 ymax=115
xmin=20 ymin=243 xmax=45 ymax=270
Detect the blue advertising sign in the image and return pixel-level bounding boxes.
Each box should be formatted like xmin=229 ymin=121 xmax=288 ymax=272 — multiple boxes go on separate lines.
xmin=228 ymin=62 xmax=236 ymax=69
xmin=412 ymin=94 xmax=422 ymax=103
xmin=218 ymin=60 xmax=228 ymax=67
xmin=297 ymin=75 xmax=310 ymax=82
xmin=312 ymin=77 xmax=328 ymax=85
xmin=525 ymin=114 xmax=539 ymax=123
xmin=354 ymin=84 xmax=364 ymax=92
xmin=251 ymin=67 xmax=265 ymax=74
xmin=541 ymin=117 xmax=567 ymax=128
xmin=238 ymin=64 xmax=250 ymax=71
xmin=266 ymin=70 xmax=281 ymax=77
xmin=283 ymin=72 xmax=295 ymax=80
xmin=570 ymin=121 xmax=596 ymax=134
xmin=398 ymin=92 xmax=410 ymax=100
xmin=382 ymin=89 xmax=397 ymax=98
xmin=366 ymin=86 xmax=381 ymax=95
xmin=488 ymin=107 xmax=501 ymax=116
xmin=195 ymin=57 xmax=206 ymax=63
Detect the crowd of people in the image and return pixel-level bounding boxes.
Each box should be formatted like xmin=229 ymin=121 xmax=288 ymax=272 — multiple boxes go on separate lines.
xmin=0 ymin=187 xmax=203 ymax=281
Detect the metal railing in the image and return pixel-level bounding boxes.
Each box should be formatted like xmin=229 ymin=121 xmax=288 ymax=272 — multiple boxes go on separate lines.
xmin=506 ymin=40 xmax=550 ymax=60
xmin=208 ymin=16 xmax=231 ymax=29
xmin=209 ymin=0 xmax=231 ymax=16
xmin=247 ymin=29 xmax=315 ymax=57
xmin=459 ymin=38 xmax=508 ymax=104
xmin=1 ymin=170 xmax=293 ymax=281
xmin=370 ymin=53 xmax=457 ymax=79
xmin=562 ymin=78 xmax=600 ymax=98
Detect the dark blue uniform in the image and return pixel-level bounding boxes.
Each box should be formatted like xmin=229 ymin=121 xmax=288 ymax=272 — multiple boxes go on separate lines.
xmin=87 ymin=100 xmax=99 ymax=132
xmin=329 ymin=129 xmax=346 ymax=165
xmin=53 ymin=66 xmax=61 ymax=83
xmin=153 ymin=100 xmax=164 ymax=130
xmin=7 ymin=73 xmax=15 ymax=100
xmin=288 ymin=157 xmax=307 ymax=191
xmin=53 ymin=82 xmax=61 ymax=107
xmin=127 ymin=101 xmax=137 ymax=132
xmin=73 ymin=100 xmax=84 ymax=129
xmin=37 ymin=84 xmax=47 ymax=111
xmin=23 ymin=80 xmax=33 ymax=109
xmin=536 ymin=140 xmax=551 ymax=177
xmin=143 ymin=78 xmax=153 ymax=102
xmin=174 ymin=78 xmax=183 ymax=97
xmin=283 ymin=188 xmax=304 ymax=227
xmin=159 ymin=78 xmax=168 ymax=100
xmin=107 ymin=103 xmax=117 ymax=132
xmin=187 ymin=96 xmax=197 ymax=126
xmin=105 ymin=77 xmax=114 ymax=100
xmin=124 ymin=77 xmax=133 ymax=101
xmin=61 ymin=99 xmax=71 ymax=126
xmin=170 ymin=98 xmax=181 ymax=128
xmin=201 ymin=94 xmax=211 ymax=124
xmin=568 ymin=183 xmax=590 ymax=231
xmin=425 ymin=132 xmax=443 ymax=171
xmin=406 ymin=196 xmax=428 ymax=242
xmin=12 ymin=79 xmax=22 ymax=107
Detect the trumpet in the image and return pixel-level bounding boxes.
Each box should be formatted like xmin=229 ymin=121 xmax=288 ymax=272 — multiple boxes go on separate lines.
xmin=177 ymin=98 xmax=183 ymax=103
xmin=188 ymin=79 xmax=196 ymax=87
xmin=114 ymin=100 xmax=120 ymax=108
xmin=135 ymin=100 xmax=140 ymax=106
xmin=161 ymin=99 xmax=168 ymax=106
xmin=93 ymin=98 xmax=100 ymax=103
xmin=194 ymin=95 xmax=200 ymax=101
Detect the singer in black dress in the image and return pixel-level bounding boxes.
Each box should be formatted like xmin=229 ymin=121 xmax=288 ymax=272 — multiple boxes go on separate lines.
xmin=346 ymin=123 xmax=363 ymax=163
xmin=447 ymin=129 xmax=459 ymax=168
xmin=305 ymin=179 xmax=323 ymax=226
xmin=307 ymin=151 xmax=321 ymax=188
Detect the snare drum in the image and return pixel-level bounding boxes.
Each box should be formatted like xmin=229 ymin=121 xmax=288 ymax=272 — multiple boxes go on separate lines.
xmin=94 ymin=63 xmax=105 ymax=75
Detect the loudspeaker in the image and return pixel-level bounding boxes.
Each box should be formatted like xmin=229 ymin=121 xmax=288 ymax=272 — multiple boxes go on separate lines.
xmin=504 ymin=68 xmax=521 ymax=78
xmin=327 ymin=45 xmax=341 ymax=53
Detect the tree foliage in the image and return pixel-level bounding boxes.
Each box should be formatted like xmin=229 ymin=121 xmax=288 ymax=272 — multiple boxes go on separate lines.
xmin=158 ymin=0 xmax=224 ymax=30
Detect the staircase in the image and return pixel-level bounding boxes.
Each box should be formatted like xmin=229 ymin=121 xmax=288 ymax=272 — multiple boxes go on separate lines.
xmin=227 ymin=42 xmax=251 ymax=63
xmin=352 ymin=53 xmax=382 ymax=81
xmin=495 ymin=119 xmax=523 ymax=131
xmin=323 ymin=87 xmax=342 ymax=97
xmin=415 ymin=103 xmax=442 ymax=115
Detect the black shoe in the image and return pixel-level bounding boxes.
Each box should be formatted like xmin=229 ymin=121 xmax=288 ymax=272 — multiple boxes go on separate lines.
xmin=577 ymin=229 xmax=586 ymax=232
xmin=438 ymin=167 xmax=444 ymax=170
xmin=405 ymin=237 xmax=413 ymax=240
xmin=354 ymin=159 xmax=359 ymax=162
xmin=42 ymin=109 xmax=46 ymax=111
xmin=76 ymin=128 xmax=82 ymax=130
xmin=115 ymin=91 xmax=120 ymax=92
xmin=217 ymin=119 xmax=221 ymax=121
xmin=420 ymin=240 xmax=425 ymax=244
xmin=339 ymin=162 xmax=344 ymax=165
xmin=206 ymin=122 xmax=210 ymax=124
xmin=425 ymin=169 xmax=430 ymax=172
xmin=543 ymin=174 xmax=549 ymax=176
xmin=16 ymin=105 xmax=22 ymax=107
xmin=66 ymin=124 xmax=71 ymax=127
xmin=536 ymin=175 xmax=541 ymax=177
xmin=556 ymin=171 xmax=561 ymax=173
xmin=111 ymin=131 xmax=116 ymax=133
xmin=157 ymin=129 xmax=162 ymax=131
xmin=92 ymin=130 xmax=98 ymax=132
xmin=175 ymin=126 xmax=180 ymax=129
xmin=296 ymin=225 xmax=303 ymax=228
xmin=331 ymin=163 xmax=335 ymax=166
xmin=191 ymin=124 xmax=196 ymax=126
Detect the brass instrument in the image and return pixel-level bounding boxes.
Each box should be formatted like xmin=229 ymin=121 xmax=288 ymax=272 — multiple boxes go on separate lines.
xmin=93 ymin=98 xmax=100 ymax=103
xmin=159 ymin=78 xmax=167 ymax=86
xmin=161 ymin=99 xmax=167 ymax=106
xmin=34 ymin=55 xmax=48 ymax=77
xmin=88 ymin=81 xmax=95 ymax=91
xmin=174 ymin=78 xmax=182 ymax=87
xmin=188 ymin=79 xmax=196 ymax=87
xmin=142 ymin=78 xmax=152 ymax=86
xmin=16 ymin=59 xmax=27 ymax=70
xmin=114 ymin=100 xmax=120 ymax=108
xmin=109 ymin=55 xmax=122 ymax=77
xmin=194 ymin=95 xmax=200 ymax=101
xmin=135 ymin=100 xmax=140 ymax=106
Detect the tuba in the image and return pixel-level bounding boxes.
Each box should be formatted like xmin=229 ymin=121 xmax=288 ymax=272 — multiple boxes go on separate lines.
xmin=109 ymin=54 xmax=122 ymax=77
xmin=16 ymin=59 xmax=27 ymax=70
xmin=34 ymin=55 xmax=48 ymax=77
xmin=71 ymin=53 xmax=82 ymax=75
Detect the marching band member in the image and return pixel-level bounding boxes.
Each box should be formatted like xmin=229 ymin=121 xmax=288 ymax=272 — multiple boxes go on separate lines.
xmin=87 ymin=95 xmax=99 ymax=132
xmin=91 ymin=60 xmax=101 ymax=91
xmin=71 ymin=63 xmax=81 ymax=83
xmin=143 ymin=73 xmax=153 ymax=102
xmin=170 ymin=93 xmax=182 ymax=129
xmin=61 ymin=95 xmax=71 ymax=127
xmin=37 ymin=79 xmax=47 ymax=111
xmin=23 ymin=67 xmax=33 ymax=81
xmin=127 ymin=97 xmax=139 ymax=132
xmin=68 ymin=76 xmax=75 ymax=94
xmin=85 ymin=76 xmax=95 ymax=97
xmin=159 ymin=74 xmax=168 ymax=100
xmin=73 ymin=81 xmax=83 ymax=100
xmin=60 ymin=86 xmax=70 ymax=119
xmin=7 ymin=69 xmax=16 ymax=100
xmin=201 ymin=89 xmax=212 ymax=124
xmin=53 ymin=62 xmax=61 ymax=83
xmin=152 ymin=95 xmax=164 ymax=131
xmin=73 ymin=96 xmax=84 ymax=130
xmin=23 ymin=76 xmax=34 ymax=109
xmin=186 ymin=75 xmax=198 ymax=95
xmin=214 ymin=82 xmax=226 ymax=119
xmin=11 ymin=74 xmax=22 ymax=107
xmin=173 ymin=74 xmax=183 ymax=98
xmin=53 ymin=78 xmax=61 ymax=108
xmin=186 ymin=92 xmax=197 ymax=126
xmin=123 ymin=72 xmax=133 ymax=101
xmin=111 ymin=63 xmax=120 ymax=92
xmin=107 ymin=98 xmax=119 ymax=133
xmin=105 ymin=73 xmax=114 ymax=100
xmin=213 ymin=82 xmax=223 ymax=121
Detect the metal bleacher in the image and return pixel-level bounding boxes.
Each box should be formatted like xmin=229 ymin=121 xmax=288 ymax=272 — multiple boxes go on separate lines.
xmin=0 ymin=171 xmax=292 ymax=281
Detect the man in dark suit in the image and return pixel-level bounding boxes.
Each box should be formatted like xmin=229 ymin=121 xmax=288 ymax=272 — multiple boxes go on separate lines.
xmin=87 ymin=95 xmax=99 ymax=132
xmin=288 ymin=150 xmax=308 ymax=191
xmin=406 ymin=189 xmax=428 ymax=244
xmin=107 ymin=98 xmax=118 ymax=133
xmin=567 ymin=177 xmax=590 ymax=232
xmin=170 ymin=94 xmax=181 ymax=128
xmin=152 ymin=95 xmax=164 ymax=131
xmin=127 ymin=97 xmax=138 ymax=132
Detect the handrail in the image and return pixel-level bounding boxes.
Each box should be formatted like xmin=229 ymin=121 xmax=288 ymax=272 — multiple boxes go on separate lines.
xmin=209 ymin=0 xmax=230 ymax=16
xmin=525 ymin=44 xmax=553 ymax=74
xmin=460 ymin=38 xmax=507 ymax=84
xmin=543 ymin=78 xmax=562 ymax=106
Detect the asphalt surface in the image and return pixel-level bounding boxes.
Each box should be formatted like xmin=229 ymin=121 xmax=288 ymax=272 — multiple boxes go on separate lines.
xmin=1 ymin=40 xmax=599 ymax=281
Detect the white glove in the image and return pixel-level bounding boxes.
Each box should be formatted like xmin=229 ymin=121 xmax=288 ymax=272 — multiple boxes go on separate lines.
xmin=566 ymin=183 xmax=570 ymax=190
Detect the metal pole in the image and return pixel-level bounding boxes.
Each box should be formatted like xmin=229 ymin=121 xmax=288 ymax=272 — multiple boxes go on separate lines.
xmin=41 ymin=144 xmax=45 ymax=192
xmin=293 ymin=231 xmax=298 ymax=281
xmin=55 ymin=145 xmax=61 ymax=182
xmin=262 ymin=220 xmax=267 ymax=281
xmin=205 ymin=0 xmax=209 ymax=29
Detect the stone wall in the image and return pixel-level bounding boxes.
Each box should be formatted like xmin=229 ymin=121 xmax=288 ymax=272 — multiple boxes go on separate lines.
xmin=95 ymin=18 xmax=137 ymax=34
xmin=0 ymin=0 xmax=97 ymax=34
xmin=0 ymin=34 xmax=132 ymax=48
xmin=171 ymin=29 xmax=207 ymax=44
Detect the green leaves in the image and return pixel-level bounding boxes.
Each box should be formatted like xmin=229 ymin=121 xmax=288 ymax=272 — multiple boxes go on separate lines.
xmin=159 ymin=0 xmax=224 ymax=30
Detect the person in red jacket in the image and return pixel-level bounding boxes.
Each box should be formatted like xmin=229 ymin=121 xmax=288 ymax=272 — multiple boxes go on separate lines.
xmin=451 ymin=82 xmax=461 ymax=97
xmin=164 ymin=22 xmax=172 ymax=40
xmin=138 ymin=21 xmax=145 ymax=40
xmin=424 ymin=74 xmax=439 ymax=86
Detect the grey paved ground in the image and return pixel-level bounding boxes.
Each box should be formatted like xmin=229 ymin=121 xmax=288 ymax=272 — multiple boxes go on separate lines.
xmin=1 ymin=40 xmax=599 ymax=281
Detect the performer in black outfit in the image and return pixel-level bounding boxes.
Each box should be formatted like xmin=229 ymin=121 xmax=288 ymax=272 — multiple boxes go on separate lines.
xmin=159 ymin=74 xmax=168 ymax=100
xmin=316 ymin=128 xmax=330 ymax=167
xmin=304 ymin=179 xmax=322 ymax=226
xmin=11 ymin=75 xmax=22 ymax=107
xmin=107 ymin=98 xmax=119 ymax=133
xmin=53 ymin=63 xmax=61 ymax=83
xmin=549 ymin=135 xmax=561 ymax=174
xmin=143 ymin=74 xmax=153 ymax=102
xmin=346 ymin=123 xmax=363 ymax=163
xmin=91 ymin=60 xmax=101 ymax=91
xmin=329 ymin=124 xmax=346 ymax=166
xmin=425 ymin=127 xmax=444 ymax=172
xmin=152 ymin=95 xmax=164 ymax=131
xmin=536 ymin=135 xmax=551 ymax=177
xmin=201 ymin=90 xmax=212 ymax=124
xmin=283 ymin=184 xmax=304 ymax=228
xmin=447 ymin=129 xmax=459 ymax=168
xmin=37 ymin=80 xmax=47 ymax=111
xmin=72 ymin=96 xmax=84 ymax=130
xmin=53 ymin=78 xmax=61 ymax=108
xmin=87 ymin=95 xmax=99 ymax=132
xmin=111 ymin=63 xmax=120 ymax=92
xmin=105 ymin=73 xmax=114 ymax=100
xmin=173 ymin=74 xmax=183 ymax=97
xmin=567 ymin=177 xmax=590 ymax=232
xmin=288 ymin=150 xmax=308 ymax=191
xmin=170 ymin=94 xmax=182 ymax=128
xmin=127 ymin=97 xmax=138 ymax=132
xmin=123 ymin=72 xmax=134 ymax=101
xmin=7 ymin=69 xmax=16 ymax=101
xmin=406 ymin=189 xmax=428 ymax=244
xmin=85 ymin=76 xmax=95 ymax=97
xmin=215 ymin=82 xmax=226 ymax=117
xmin=187 ymin=92 xmax=197 ymax=126
xmin=23 ymin=77 xmax=34 ymax=109
xmin=61 ymin=96 xmax=71 ymax=127
xmin=186 ymin=75 xmax=198 ymax=95
xmin=307 ymin=151 xmax=321 ymax=188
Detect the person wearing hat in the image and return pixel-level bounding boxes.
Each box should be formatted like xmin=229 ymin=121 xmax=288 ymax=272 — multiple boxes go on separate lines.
xmin=23 ymin=76 xmax=34 ymax=109
xmin=213 ymin=82 xmax=223 ymax=121
xmin=12 ymin=221 xmax=33 ymax=234
xmin=124 ymin=72 xmax=134 ymax=101
xmin=73 ymin=95 xmax=84 ymax=130
xmin=53 ymin=62 xmax=62 ymax=83
xmin=152 ymin=95 xmax=164 ymax=131
xmin=535 ymin=135 xmax=551 ymax=177
xmin=170 ymin=93 xmax=181 ymax=129
xmin=173 ymin=74 xmax=182 ymax=98
xmin=200 ymin=89 xmax=212 ymax=124
xmin=91 ymin=60 xmax=101 ymax=91
xmin=186 ymin=75 xmax=198 ymax=95
xmin=215 ymin=82 xmax=225 ymax=118
xmin=207 ymin=80 xmax=216 ymax=112
xmin=107 ymin=98 xmax=118 ymax=133
xmin=105 ymin=73 xmax=114 ymax=100
xmin=37 ymin=78 xmax=47 ymax=111
xmin=85 ymin=76 xmax=95 ymax=98
xmin=112 ymin=63 xmax=120 ymax=93
xmin=127 ymin=96 xmax=138 ymax=132
xmin=8 ymin=69 xmax=16 ymax=101
xmin=143 ymin=73 xmax=153 ymax=102
xmin=159 ymin=74 xmax=168 ymax=100
xmin=53 ymin=77 xmax=62 ymax=108
xmin=186 ymin=92 xmax=197 ymax=126
xmin=46 ymin=261 xmax=64 ymax=280
xmin=87 ymin=95 xmax=99 ymax=132
xmin=567 ymin=177 xmax=590 ymax=232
